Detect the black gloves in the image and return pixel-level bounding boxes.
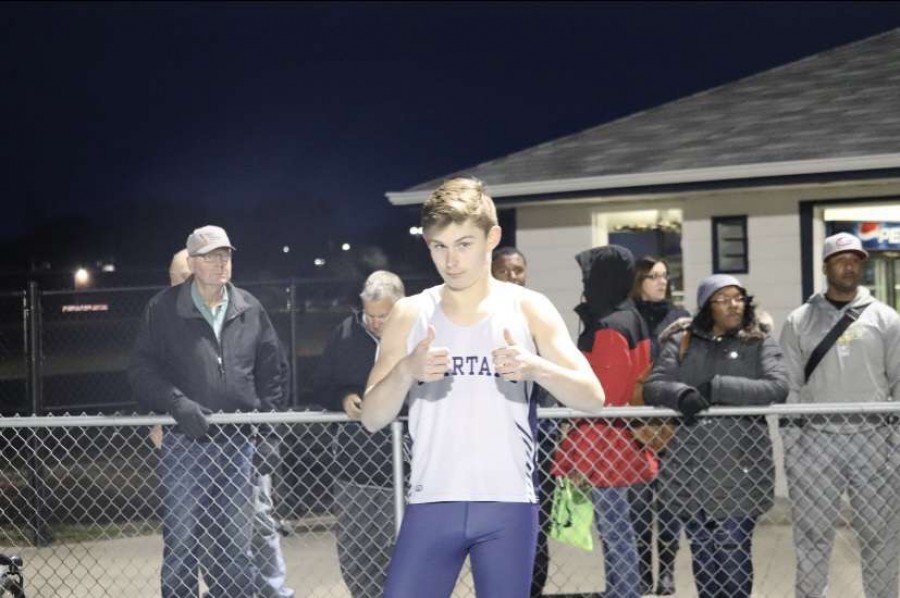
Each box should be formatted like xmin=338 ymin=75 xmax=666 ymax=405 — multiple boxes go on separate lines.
xmin=254 ymin=434 xmax=282 ymax=477
xmin=695 ymin=381 xmax=712 ymax=401
xmin=170 ymin=396 xmax=211 ymax=439
xmin=677 ymin=388 xmax=710 ymax=425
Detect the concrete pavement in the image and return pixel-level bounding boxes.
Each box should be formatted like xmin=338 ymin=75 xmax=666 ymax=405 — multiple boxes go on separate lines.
xmin=3 ymin=514 xmax=873 ymax=597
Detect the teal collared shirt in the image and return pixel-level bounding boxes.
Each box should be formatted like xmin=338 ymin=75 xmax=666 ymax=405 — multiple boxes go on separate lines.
xmin=191 ymin=282 xmax=229 ymax=341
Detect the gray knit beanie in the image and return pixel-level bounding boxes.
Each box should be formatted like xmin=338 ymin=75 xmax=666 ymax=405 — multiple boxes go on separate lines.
xmin=696 ymin=274 xmax=744 ymax=308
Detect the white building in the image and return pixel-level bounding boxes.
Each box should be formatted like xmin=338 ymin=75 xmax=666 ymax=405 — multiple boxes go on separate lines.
xmin=387 ymin=28 xmax=900 ymax=336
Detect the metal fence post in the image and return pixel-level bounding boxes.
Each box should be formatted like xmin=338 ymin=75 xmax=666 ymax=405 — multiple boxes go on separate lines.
xmin=390 ymin=420 xmax=405 ymax=539
xmin=288 ymin=281 xmax=299 ymax=409
xmin=24 ymin=281 xmax=52 ymax=546
xmin=25 ymin=281 xmax=42 ymax=415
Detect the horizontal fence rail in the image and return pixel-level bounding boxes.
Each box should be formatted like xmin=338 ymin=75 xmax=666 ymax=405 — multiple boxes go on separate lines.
xmin=4 ymin=401 xmax=900 ymax=427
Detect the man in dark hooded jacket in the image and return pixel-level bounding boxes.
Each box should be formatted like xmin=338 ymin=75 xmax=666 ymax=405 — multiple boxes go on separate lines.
xmin=554 ymin=245 xmax=657 ymax=598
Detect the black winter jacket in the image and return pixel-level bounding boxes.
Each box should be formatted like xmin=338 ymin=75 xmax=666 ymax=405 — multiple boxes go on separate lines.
xmin=313 ymin=311 xmax=395 ymax=486
xmin=312 ymin=311 xmax=377 ymax=412
xmin=129 ymin=280 xmax=285 ymax=422
xmin=634 ymin=300 xmax=690 ymax=360
xmin=643 ymin=316 xmax=788 ymax=518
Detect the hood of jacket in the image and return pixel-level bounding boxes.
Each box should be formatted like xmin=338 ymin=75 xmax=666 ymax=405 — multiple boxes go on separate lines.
xmin=807 ymin=284 xmax=875 ymax=311
xmin=574 ymin=245 xmax=637 ymax=350
xmin=575 ymin=245 xmax=635 ymax=322
xmin=658 ymin=310 xmax=772 ymax=346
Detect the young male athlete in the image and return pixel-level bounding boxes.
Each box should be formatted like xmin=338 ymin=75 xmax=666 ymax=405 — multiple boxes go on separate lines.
xmin=361 ymin=177 xmax=605 ymax=598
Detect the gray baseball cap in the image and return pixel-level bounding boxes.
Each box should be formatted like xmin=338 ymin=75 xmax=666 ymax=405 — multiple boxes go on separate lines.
xmin=822 ymin=232 xmax=867 ymax=262
xmin=186 ymin=225 xmax=236 ymax=256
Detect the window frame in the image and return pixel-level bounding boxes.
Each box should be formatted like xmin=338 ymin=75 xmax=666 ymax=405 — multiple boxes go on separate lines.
xmin=711 ymin=215 xmax=749 ymax=274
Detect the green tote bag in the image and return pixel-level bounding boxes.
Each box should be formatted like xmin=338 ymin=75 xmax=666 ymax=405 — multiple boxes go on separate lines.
xmin=549 ymin=477 xmax=594 ymax=551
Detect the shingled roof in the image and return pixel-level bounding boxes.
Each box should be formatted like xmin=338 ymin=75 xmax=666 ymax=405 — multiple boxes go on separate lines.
xmin=389 ymin=28 xmax=900 ymax=204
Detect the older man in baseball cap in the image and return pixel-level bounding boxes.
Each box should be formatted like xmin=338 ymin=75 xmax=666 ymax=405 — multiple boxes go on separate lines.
xmin=780 ymin=231 xmax=900 ymax=598
xmin=130 ymin=225 xmax=286 ymax=598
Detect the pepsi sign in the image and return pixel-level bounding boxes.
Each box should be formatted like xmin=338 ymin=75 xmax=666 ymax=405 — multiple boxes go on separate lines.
xmin=847 ymin=222 xmax=900 ymax=250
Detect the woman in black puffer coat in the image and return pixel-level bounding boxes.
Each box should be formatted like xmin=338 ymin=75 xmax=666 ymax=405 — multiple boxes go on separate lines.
xmin=643 ymin=274 xmax=788 ymax=598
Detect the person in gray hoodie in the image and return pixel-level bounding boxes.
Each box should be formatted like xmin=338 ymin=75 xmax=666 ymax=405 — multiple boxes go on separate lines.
xmin=644 ymin=274 xmax=788 ymax=598
xmin=779 ymin=232 xmax=900 ymax=598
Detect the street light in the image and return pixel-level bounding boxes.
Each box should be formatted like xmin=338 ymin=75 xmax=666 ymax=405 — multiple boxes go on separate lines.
xmin=74 ymin=268 xmax=90 ymax=290
xmin=341 ymin=243 xmax=351 ymax=251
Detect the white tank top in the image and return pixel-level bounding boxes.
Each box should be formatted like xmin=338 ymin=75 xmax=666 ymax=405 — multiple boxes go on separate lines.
xmin=404 ymin=282 xmax=538 ymax=504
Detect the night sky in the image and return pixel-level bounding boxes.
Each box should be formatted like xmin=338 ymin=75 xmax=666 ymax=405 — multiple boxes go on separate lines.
xmin=4 ymin=1 xmax=900 ymax=281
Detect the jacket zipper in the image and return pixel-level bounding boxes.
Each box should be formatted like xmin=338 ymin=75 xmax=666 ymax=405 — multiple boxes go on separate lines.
xmin=217 ymin=312 xmax=233 ymax=383
xmin=216 ymin=324 xmax=226 ymax=382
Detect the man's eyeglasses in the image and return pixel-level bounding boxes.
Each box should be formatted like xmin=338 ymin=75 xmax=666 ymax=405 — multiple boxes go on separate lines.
xmin=709 ymin=296 xmax=746 ymax=306
xmin=198 ymin=251 xmax=232 ymax=264
xmin=643 ymin=273 xmax=668 ymax=281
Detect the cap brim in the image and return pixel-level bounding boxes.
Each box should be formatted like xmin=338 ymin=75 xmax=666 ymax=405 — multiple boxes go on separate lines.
xmin=825 ymin=249 xmax=868 ymax=261
xmin=190 ymin=243 xmax=236 ymax=256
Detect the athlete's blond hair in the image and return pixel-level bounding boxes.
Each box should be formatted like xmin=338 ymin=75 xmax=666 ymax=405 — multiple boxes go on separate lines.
xmin=421 ymin=177 xmax=497 ymax=235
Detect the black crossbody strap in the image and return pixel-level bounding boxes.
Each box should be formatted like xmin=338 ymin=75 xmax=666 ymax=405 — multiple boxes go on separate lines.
xmin=804 ymin=303 xmax=870 ymax=383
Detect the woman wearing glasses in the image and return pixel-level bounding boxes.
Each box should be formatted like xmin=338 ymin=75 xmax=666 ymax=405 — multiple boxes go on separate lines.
xmin=643 ymin=274 xmax=788 ymax=598
xmin=632 ymin=257 xmax=690 ymax=359
xmin=628 ymin=257 xmax=689 ymax=595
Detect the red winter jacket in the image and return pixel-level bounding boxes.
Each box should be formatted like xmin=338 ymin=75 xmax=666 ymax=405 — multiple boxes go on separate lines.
xmin=552 ymin=323 xmax=658 ymax=487
xmin=555 ymin=245 xmax=658 ymax=487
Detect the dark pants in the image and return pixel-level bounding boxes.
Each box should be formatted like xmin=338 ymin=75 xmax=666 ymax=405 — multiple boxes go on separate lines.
xmin=628 ymin=478 xmax=681 ymax=592
xmin=682 ymin=512 xmax=756 ymax=598
xmin=333 ymin=479 xmax=395 ymax=598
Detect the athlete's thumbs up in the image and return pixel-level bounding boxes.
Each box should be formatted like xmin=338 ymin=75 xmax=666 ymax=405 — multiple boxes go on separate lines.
xmin=410 ymin=324 xmax=450 ymax=383
xmin=493 ymin=328 xmax=534 ymax=381
xmin=417 ymin=324 xmax=436 ymax=352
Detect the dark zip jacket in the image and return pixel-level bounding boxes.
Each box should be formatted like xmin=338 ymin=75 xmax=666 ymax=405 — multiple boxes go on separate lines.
xmin=313 ymin=310 xmax=377 ymax=412
xmin=129 ymin=279 xmax=285 ymax=420
xmin=634 ymin=300 xmax=691 ymax=360
xmin=313 ymin=311 xmax=396 ymax=486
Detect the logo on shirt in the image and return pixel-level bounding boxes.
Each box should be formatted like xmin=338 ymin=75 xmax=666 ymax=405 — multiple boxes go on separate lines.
xmin=445 ymin=355 xmax=498 ymax=377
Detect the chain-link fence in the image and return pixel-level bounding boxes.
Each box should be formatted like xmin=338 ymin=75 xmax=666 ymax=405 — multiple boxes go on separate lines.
xmin=0 ymin=291 xmax=27 ymax=418
xmin=1 ymin=404 xmax=899 ymax=597
xmin=0 ymin=276 xmax=441 ymax=559
xmin=11 ymin=277 xmax=440 ymax=418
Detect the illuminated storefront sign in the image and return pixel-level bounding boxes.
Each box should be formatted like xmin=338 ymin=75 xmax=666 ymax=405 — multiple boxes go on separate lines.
xmin=834 ymin=222 xmax=900 ymax=251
